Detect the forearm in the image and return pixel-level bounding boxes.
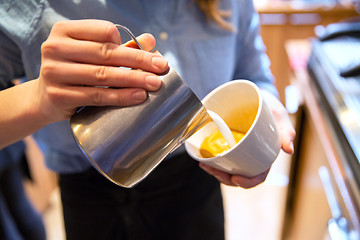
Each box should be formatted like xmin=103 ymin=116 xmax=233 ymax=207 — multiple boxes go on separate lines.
xmin=0 ymin=80 xmax=50 ymax=149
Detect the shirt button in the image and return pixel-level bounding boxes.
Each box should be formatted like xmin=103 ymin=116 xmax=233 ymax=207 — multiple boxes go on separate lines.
xmin=159 ymin=31 xmax=168 ymax=41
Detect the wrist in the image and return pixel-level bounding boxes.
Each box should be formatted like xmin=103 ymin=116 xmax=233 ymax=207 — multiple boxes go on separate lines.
xmin=22 ymin=80 xmax=54 ymax=128
xmin=0 ymin=80 xmax=51 ymax=148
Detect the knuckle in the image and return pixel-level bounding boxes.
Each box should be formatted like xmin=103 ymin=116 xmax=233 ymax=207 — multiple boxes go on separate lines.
xmin=95 ymin=66 xmax=109 ymax=83
xmin=40 ymin=62 xmax=56 ymax=79
xmin=115 ymin=92 xmax=126 ymax=105
xmin=52 ymin=21 xmax=66 ymax=31
xmin=90 ymin=90 xmax=103 ymax=105
xmin=46 ymin=86 xmax=64 ymax=104
xmin=101 ymin=42 xmax=115 ymax=61
xmin=135 ymin=52 xmax=147 ymax=65
xmin=127 ymin=70 xmax=138 ymax=84
xmin=41 ymin=41 xmax=57 ymax=58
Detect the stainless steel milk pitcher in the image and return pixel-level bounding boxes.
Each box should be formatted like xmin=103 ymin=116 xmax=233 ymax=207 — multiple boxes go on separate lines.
xmin=70 ymin=25 xmax=210 ymax=188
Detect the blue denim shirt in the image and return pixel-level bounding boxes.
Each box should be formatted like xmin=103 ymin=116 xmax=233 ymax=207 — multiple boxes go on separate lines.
xmin=0 ymin=0 xmax=276 ymax=173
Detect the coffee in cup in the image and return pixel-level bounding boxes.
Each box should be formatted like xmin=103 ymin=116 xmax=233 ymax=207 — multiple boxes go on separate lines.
xmin=185 ymin=80 xmax=281 ymax=177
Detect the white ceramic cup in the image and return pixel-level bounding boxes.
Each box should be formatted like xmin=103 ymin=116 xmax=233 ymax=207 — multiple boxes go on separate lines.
xmin=184 ymin=80 xmax=281 ymax=177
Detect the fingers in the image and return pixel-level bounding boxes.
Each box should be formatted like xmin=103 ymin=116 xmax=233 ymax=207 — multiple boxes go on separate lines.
xmin=199 ymin=163 xmax=269 ymax=188
xmin=199 ymin=163 xmax=235 ymax=186
xmin=280 ymin=122 xmax=296 ymax=154
xmin=41 ymin=37 xmax=168 ymax=74
xmin=273 ymin=102 xmax=296 ymax=154
xmin=41 ymin=61 xmax=162 ymax=91
xmin=54 ymin=20 xmax=156 ymax=52
xmin=50 ymin=20 xmax=121 ymax=44
xmin=39 ymin=19 xmax=170 ymax=119
xmin=47 ymin=86 xmax=148 ymax=111
xmin=261 ymin=89 xmax=296 ymax=155
xmin=231 ymin=169 xmax=269 ymax=188
xmin=41 ymin=19 xmax=168 ymax=93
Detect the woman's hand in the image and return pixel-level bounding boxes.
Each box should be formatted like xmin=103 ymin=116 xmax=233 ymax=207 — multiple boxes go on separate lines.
xmin=199 ymin=163 xmax=270 ymax=188
xmin=261 ymin=90 xmax=296 ymax=155
xmin=35 ymin=19 xmax=168 ymax=123
xmin=0 ymin=19 xmax=169 ymax=149
xmin=199 ymin=89 xmax=296 ymax=188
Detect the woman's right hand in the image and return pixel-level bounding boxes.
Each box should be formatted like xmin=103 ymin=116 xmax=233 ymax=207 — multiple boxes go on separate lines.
xmin=35 ymin=19 xmax=168 ymax=123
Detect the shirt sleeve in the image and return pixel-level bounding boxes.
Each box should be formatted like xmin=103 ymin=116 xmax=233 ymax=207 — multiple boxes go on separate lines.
xmin=232 ymin=0 xmax=278 ymax=97
xmin=0 ymin=28 xmax=25 ymax=89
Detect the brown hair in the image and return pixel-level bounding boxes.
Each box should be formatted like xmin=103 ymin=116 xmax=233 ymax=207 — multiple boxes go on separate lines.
xmin=195 ymin=0 xmax=234 ymax=31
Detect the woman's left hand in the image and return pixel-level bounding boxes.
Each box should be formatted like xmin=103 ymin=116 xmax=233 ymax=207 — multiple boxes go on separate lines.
xmin=199 ymin=89 xmax=296 ymax=188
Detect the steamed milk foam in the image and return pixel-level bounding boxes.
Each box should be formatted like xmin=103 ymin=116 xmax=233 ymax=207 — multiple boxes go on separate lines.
xmin=200 ymin=110 xmax=245 ymax=158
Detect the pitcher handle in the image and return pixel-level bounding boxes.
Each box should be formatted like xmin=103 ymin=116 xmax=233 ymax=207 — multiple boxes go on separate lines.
xmin=115 ymin=24 xmax=145 ymax=51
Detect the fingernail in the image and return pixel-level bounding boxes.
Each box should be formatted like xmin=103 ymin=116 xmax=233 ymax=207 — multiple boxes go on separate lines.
xmin=152 ymin=56 xmax=168 ymax=70
xmin=145 ymin=75 xmax=162 ymax=90
xmin=132 ymin=90 xmax=147 ymax=102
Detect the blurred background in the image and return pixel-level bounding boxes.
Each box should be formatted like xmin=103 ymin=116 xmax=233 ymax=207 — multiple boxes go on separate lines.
xmin=22 ymin=0 xmax=360 ymax=239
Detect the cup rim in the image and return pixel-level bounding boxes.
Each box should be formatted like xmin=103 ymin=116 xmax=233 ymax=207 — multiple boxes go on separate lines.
xmin=185 ymin=79 xmax=263 ymax=161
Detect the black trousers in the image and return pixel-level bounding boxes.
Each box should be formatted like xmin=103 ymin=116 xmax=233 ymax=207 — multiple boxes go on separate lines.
xmin=59 ymin=153 xmax=224 ymax=240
